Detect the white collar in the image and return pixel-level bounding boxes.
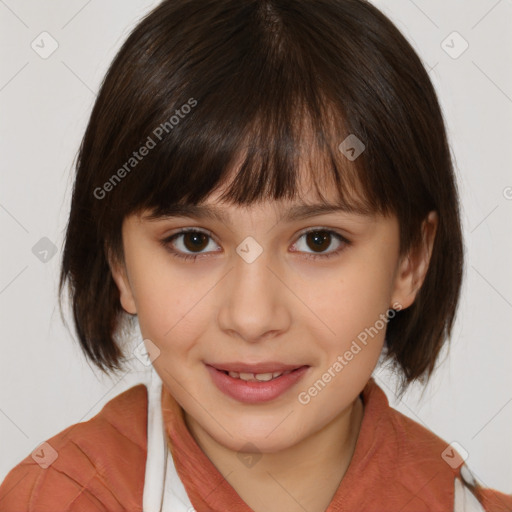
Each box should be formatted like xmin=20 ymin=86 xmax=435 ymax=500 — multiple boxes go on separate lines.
xmin=142 ymin=366 xmax=195 ymax=512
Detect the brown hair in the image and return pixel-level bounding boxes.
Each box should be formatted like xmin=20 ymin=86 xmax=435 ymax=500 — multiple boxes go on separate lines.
xmin=59 ymin=0 xmax=463 ymax=397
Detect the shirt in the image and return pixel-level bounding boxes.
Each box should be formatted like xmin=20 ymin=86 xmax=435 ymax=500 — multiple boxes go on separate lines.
xmin=1 ymin=368 xmax=511 ymax=511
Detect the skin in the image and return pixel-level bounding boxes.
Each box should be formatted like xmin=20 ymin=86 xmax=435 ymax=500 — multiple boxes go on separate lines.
xmin=110 ymin=173 xmax=437 ymax=512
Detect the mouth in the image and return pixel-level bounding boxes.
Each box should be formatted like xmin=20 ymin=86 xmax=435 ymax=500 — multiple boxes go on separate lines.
xmin=205 ymin=362 xmax=311 ymax=403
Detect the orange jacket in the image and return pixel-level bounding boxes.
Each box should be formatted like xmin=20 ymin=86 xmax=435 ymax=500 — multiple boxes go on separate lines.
xmin=1 ymin=377 xmax=511 ymax=511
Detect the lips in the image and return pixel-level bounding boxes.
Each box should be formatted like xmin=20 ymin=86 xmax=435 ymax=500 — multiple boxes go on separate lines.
xmin=206 ymin=363 xmax=311 ymax=403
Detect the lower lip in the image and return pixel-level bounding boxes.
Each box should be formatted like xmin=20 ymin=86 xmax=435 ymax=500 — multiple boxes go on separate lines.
xmin=206 ymin=364 xmax=310 ymax=404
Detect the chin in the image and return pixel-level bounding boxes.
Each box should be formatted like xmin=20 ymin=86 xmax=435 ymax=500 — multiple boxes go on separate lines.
xmin=213 ymin=423 xmax=303 ymax=454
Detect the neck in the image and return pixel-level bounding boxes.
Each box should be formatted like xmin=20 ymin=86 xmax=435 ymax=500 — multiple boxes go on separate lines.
xmin=183 ymin=395 xmax=364 ymax=512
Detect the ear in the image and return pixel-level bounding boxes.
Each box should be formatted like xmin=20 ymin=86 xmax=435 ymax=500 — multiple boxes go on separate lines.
xmin=107 ymin=249 xmax=137 ymax=315
xmin=391 ymin=211 xmax=438 ymax=310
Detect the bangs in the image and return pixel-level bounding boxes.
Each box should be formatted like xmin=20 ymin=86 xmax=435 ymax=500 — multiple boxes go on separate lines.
xmin=127 ymin=100 xmax=380 ymax=221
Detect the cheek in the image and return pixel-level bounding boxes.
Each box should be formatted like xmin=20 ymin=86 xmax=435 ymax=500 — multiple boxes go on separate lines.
xmin=294 ymin=259 xmax=395 ymax=397
xmin=128 ymin=254 xmax=209 ymax=352
xmin=295 ymin=265 xmax=391 ymax=410
xmin=305 ymin=258 xmax=395 ymax=343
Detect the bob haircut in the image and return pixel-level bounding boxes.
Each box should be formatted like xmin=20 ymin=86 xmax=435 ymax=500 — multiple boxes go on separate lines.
xmin=59 ymin=0 xmax=463 ymax=397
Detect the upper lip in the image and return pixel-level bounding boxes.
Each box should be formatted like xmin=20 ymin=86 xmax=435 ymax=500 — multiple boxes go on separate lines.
xmin=206 ymin=362 xmax=308 ymax=374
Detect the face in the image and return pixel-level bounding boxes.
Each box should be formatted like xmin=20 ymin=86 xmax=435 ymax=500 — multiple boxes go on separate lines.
xmin=110 ymin=175 xmax=436 ymax=455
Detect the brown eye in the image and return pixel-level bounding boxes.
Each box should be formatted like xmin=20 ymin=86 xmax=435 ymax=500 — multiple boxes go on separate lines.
xmin=182 ymin=231 xmax=209 ymax=252
xmin=292 ymin=228 xmax=349 ymax=260
xmin=305 ymin=231 xmax=332 ymax=253
xmin=161 ymin=228 xmax=220 ymax=261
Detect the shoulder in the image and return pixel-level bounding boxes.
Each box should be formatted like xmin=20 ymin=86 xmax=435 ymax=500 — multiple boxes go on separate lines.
xmin=364 ymin=379 xmax=463 ymax=479
xmin=0 ymin=383 xmax=148 ymax=512
xmin=362 ymin=380 xmax=460 ymax=508
xmin=384 ymin=392 xmax=512 ymax=511
xmin=362 ymin=379 xmax=512 ymax=511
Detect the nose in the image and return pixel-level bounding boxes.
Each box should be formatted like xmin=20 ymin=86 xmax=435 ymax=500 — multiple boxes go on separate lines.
xmin=217 ymin=247 xmax=291 ymax=344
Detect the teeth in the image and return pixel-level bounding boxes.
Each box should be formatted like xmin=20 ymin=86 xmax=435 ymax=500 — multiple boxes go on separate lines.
xmin=227 ymin=370 xmax=293 ymax=382
xmin=255 ymin=373 xmax=274 ymax=382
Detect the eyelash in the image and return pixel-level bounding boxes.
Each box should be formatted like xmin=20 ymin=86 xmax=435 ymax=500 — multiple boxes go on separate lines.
xmin=160 ymin=227 xmax=351 ymax=262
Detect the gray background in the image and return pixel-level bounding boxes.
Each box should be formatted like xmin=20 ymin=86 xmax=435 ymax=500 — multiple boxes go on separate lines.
xmin=1 ymin=0 xmax=511 ymax=494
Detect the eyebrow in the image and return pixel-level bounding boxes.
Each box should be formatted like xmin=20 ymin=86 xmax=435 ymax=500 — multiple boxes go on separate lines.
xmin=142 ymin=202 xmax=372 ymax=223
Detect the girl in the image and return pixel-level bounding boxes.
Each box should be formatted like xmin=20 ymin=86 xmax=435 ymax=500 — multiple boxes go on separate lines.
xmin=1 ymin=0 xmax=510 ymax=510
